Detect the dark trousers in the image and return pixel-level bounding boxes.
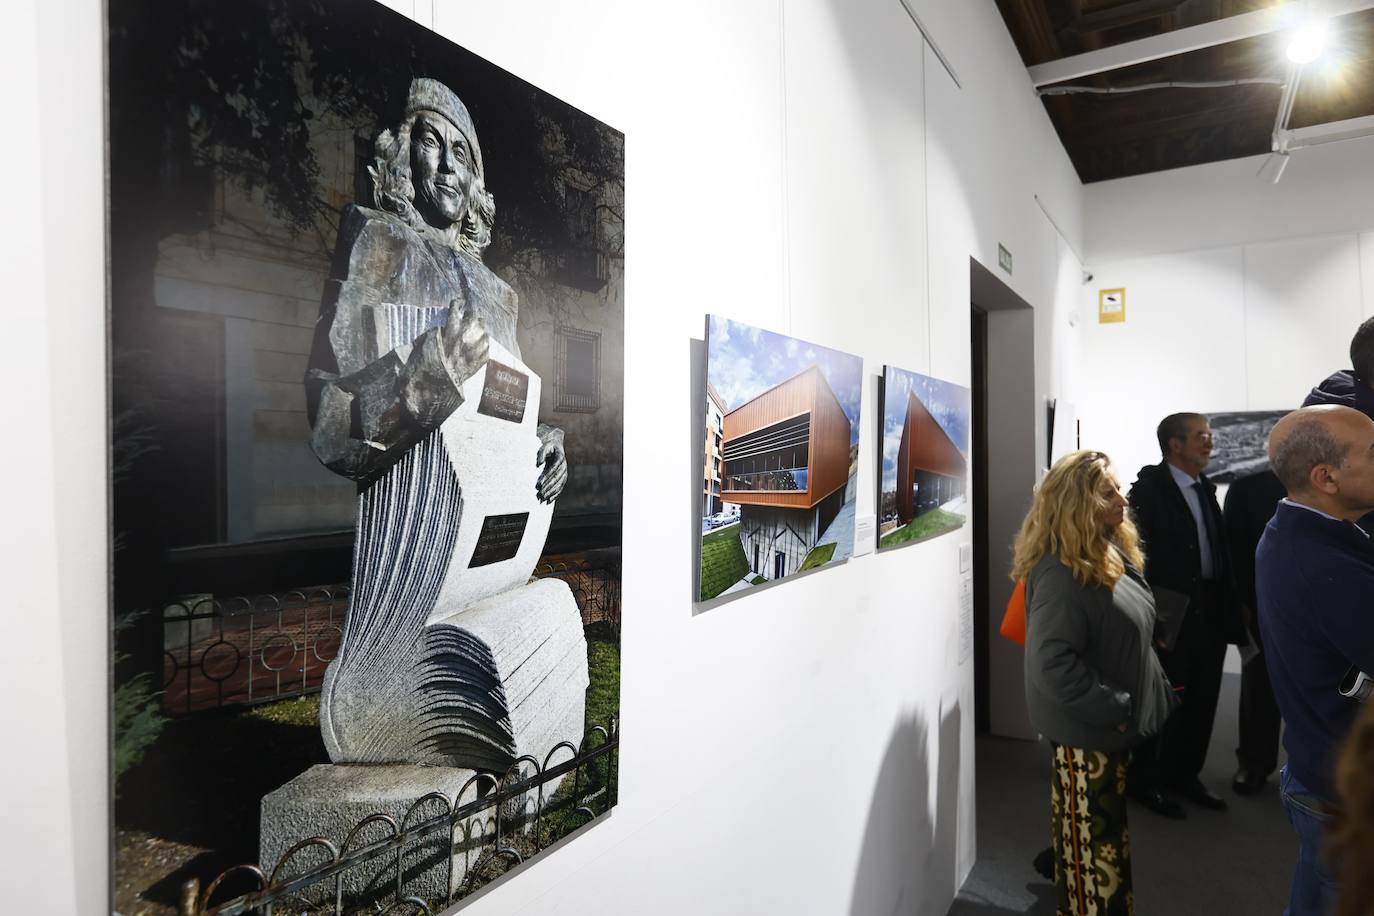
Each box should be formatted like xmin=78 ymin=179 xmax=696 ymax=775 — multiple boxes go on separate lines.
xmin=1237 ymin=635 xmax=1283 ymax=777
xmin=1130 ymin=600 xmax=1227 ymax=789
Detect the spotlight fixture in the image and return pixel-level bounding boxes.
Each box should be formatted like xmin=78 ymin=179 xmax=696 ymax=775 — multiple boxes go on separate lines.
xmin=1287 ymin=21 xmax=1329 ymax=64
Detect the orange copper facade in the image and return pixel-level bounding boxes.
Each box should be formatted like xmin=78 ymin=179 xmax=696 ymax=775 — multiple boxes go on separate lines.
xmin=895 ymin=391 xmax=967 ymax=521
xmin=720 ymin=366 xmax=851 ymax=510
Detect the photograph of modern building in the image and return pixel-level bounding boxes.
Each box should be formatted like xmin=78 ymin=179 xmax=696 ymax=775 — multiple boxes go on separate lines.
xmin=879 ymin=366 xmax=970 ymax=550
xmin=698 ymin=317 xmax=861 ymax=601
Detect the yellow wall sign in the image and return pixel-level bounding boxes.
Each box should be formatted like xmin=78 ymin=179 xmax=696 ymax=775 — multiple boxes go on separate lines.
xmin=1098 ymin=288 xmax=1125 ymax=324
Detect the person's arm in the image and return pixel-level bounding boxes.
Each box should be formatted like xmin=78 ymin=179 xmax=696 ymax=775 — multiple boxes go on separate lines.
xmin=1026 ymin=569 xmax=1132 ymax=729
xmin=1311 ymin=553 xmax=1374 ymax=677
xmin=305 ymin=289 xmax=489 ymax=483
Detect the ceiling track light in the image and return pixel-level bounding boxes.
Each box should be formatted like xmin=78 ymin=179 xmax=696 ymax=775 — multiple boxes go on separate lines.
xmin=1286 ymin=19 xmax=1330 ymax=64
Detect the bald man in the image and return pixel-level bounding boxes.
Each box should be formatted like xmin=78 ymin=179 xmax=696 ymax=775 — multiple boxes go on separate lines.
xmin=1256 ymin=405 xmax=1374 ymax=916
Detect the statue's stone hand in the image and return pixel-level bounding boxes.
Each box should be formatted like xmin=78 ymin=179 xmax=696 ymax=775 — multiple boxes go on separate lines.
xmin=535 ymin=424 xmax=568 ymax=504
xmin=441 ymin=299 xmax=490 ymax=384
xmin=398 ymin=299 xmax=487 ymax=430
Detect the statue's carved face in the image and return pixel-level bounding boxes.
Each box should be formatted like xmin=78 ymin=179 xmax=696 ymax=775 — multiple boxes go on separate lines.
xmin=410 ymin=112 xmax=476 ymax=230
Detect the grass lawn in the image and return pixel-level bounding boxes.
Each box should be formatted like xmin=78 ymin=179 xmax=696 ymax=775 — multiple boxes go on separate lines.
xmin=583 ymin=626 xmax=620 ymax=735
xmin=879 ymin=508 xmax=965 ymax=548
xmin=798 ymin=542 xmax=837 ymax=572
xmin=699 ymin=525 xmax=748 ymax=600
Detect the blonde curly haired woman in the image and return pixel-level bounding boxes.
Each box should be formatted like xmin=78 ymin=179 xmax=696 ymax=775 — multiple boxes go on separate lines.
xmin=1013 ymin=450 xmax=1177 ymax=916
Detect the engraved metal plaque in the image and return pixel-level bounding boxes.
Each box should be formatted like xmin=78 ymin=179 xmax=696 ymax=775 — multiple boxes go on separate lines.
xmin=476 ymin=360 xmax=529 ymax=423
xmin=468 ymin=512 xmax=529 ymax=567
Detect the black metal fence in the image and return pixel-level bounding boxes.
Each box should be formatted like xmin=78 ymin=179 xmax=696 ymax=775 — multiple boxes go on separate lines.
xmin=181 ymin=723 xmax=618 ymax=916
xmin=161 ymin=554 xmax=621 ymax=715
xmin=534 ymin=554 xmax=622 ymax=636
xmin=161 ymin=586 xmax=347 ymax=715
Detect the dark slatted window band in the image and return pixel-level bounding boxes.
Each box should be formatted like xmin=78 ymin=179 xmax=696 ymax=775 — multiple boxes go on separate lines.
xmin=721 ymin=413 xmax=811 ymax=460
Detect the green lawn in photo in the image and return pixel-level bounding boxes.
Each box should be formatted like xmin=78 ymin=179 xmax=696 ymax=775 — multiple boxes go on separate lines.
xmin=700 ymin=524 xmax=749 ymax=600
xmin=798 ymin=542 xmax=837 ymax=572
xmin=879 ymin=508 xmax=965 ymax=548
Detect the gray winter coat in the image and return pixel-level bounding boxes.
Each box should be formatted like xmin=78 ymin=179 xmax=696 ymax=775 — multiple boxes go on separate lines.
xmin=1023 ymin=552 xmax=1177 ymax=752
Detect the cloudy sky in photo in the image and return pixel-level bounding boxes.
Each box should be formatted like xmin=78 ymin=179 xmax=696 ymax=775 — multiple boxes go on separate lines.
xmin=880 ymin=365 xmax=971 ymax=495
xmin=707 ymin=316 xmax=863 ymax=446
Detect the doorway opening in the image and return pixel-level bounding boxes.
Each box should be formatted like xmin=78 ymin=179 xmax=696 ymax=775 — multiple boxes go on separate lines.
xmin=970 ymin=258 xmax=1038 ymax=740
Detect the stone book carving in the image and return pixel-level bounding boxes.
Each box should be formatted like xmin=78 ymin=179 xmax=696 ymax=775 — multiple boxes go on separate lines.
xmin=318 ymin=335 xmax=585 ymax=771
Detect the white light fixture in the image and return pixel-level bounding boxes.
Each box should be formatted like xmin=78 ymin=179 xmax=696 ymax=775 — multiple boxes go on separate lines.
xmin=1287 ymin=21 xmax=1329 ymax=64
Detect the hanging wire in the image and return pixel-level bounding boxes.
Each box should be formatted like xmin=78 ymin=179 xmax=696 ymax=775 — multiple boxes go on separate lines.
xmin=1037 ymin=77 xmax=1284 ymax=97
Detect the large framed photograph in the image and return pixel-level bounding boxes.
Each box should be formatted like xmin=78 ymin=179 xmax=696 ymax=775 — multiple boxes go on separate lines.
xmin=699 ymin=316 xmax=862 ymax=601
xmin=1204 ymin=410 xmax=1287 ymax=483
xmin=108 ymin=1 xmax=623 ymax=912
xmin=878 ymin=366 xmax=970 ymax=550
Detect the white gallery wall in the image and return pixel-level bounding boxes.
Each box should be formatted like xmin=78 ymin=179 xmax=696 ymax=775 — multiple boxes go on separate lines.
xmin=1077 ymin=137 xmax=1374 ymax=485
xmin=4 ymin=1 xmax=1085 ymax=914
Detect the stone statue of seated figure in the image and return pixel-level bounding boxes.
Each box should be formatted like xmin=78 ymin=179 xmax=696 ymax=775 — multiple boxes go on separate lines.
xmin=303 ymin=77 xmax=587 ymax=772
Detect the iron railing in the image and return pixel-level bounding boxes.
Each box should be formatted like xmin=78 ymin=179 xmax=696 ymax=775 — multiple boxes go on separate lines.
xmin=161 ymin=586 xmax=347 ymax=715
xmin=181 ymin=722 xmax=618 ymax=916
xmin=162 ymin=553 xmax=621 ymax=715
xmin=533 ymin=554 xmax=621 ymax=636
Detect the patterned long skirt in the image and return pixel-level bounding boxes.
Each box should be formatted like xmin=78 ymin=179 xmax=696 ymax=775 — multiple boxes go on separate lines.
xmin=1050 ymin=744 xmax=1133 ymax=916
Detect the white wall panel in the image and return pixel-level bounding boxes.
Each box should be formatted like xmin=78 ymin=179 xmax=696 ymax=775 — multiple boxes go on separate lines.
xmin=1243 ymin=235 xmax=1364 ymax=409
xmin=1086 ymin=135 xmax=1374 ymax=263
xmin=1077 ymin=247 xmax=1248 ymax=480
xmin=1362 ymin=232 xmax=1374 ymax=320
xmin=1 ymin=0 xmax=82 ymax=910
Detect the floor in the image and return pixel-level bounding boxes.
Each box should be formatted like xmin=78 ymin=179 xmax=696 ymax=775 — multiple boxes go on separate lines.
xmin=948 ymin=672 xmax=1296 ymax=915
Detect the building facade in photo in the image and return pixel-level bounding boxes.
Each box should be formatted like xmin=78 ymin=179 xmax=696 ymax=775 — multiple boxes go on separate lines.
xmin=704 ymin=382 xmax=725 ymax=516
xmin=722 ymin=366 xmax=851 ymax=581
xmin=895 ymin=391 xmax=966 ymax=522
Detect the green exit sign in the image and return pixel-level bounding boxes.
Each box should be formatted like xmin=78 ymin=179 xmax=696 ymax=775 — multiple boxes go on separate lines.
xmin=997 ymin=244 xmax=1013 ymax=275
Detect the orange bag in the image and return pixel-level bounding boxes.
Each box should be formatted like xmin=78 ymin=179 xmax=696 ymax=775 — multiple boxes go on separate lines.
xmin=999 ymin=579 xmax=1027 ymax=646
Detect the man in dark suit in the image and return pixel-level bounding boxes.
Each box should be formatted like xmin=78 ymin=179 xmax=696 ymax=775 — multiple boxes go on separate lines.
xmin=1223 ymin=468 xmax=1287 ymax=796
xmin=1127 ymin=412 xmax=1245 ymax=818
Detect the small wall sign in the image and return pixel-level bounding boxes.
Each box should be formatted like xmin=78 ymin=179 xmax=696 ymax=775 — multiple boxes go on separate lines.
xmin=1098 ymin=288 xmax=1125 ymax=324
xmin=997 ymin=244 xmax=1013 ymax=275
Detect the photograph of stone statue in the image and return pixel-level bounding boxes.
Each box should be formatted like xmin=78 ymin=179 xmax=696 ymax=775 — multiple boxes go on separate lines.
xmin=107 ymin=1 xmax=622 ymax=913
xmin=878 ymin=366 xmax=969 ymax=550
xmin=1203 ymin=410 xmax=1289 ymax=483
xmin=699 ymin=316 xmax=862 ymax=601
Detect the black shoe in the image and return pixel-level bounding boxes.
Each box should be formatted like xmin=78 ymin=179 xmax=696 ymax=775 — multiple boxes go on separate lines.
xmin=1172 ymin=777 xmax=1229 ymax=811
xmin=1129 ymin=786 xmax=1187 ymax=819
xmin=1032 ymin=846 xmax=1054 ymax=880
xmin=1232 ymin=768 xmax=1267 ymax=796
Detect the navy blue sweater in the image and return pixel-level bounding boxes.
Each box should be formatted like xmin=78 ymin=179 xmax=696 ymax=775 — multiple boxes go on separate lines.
xmin=1257 ymin=501 xmax=1374 ymax=800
